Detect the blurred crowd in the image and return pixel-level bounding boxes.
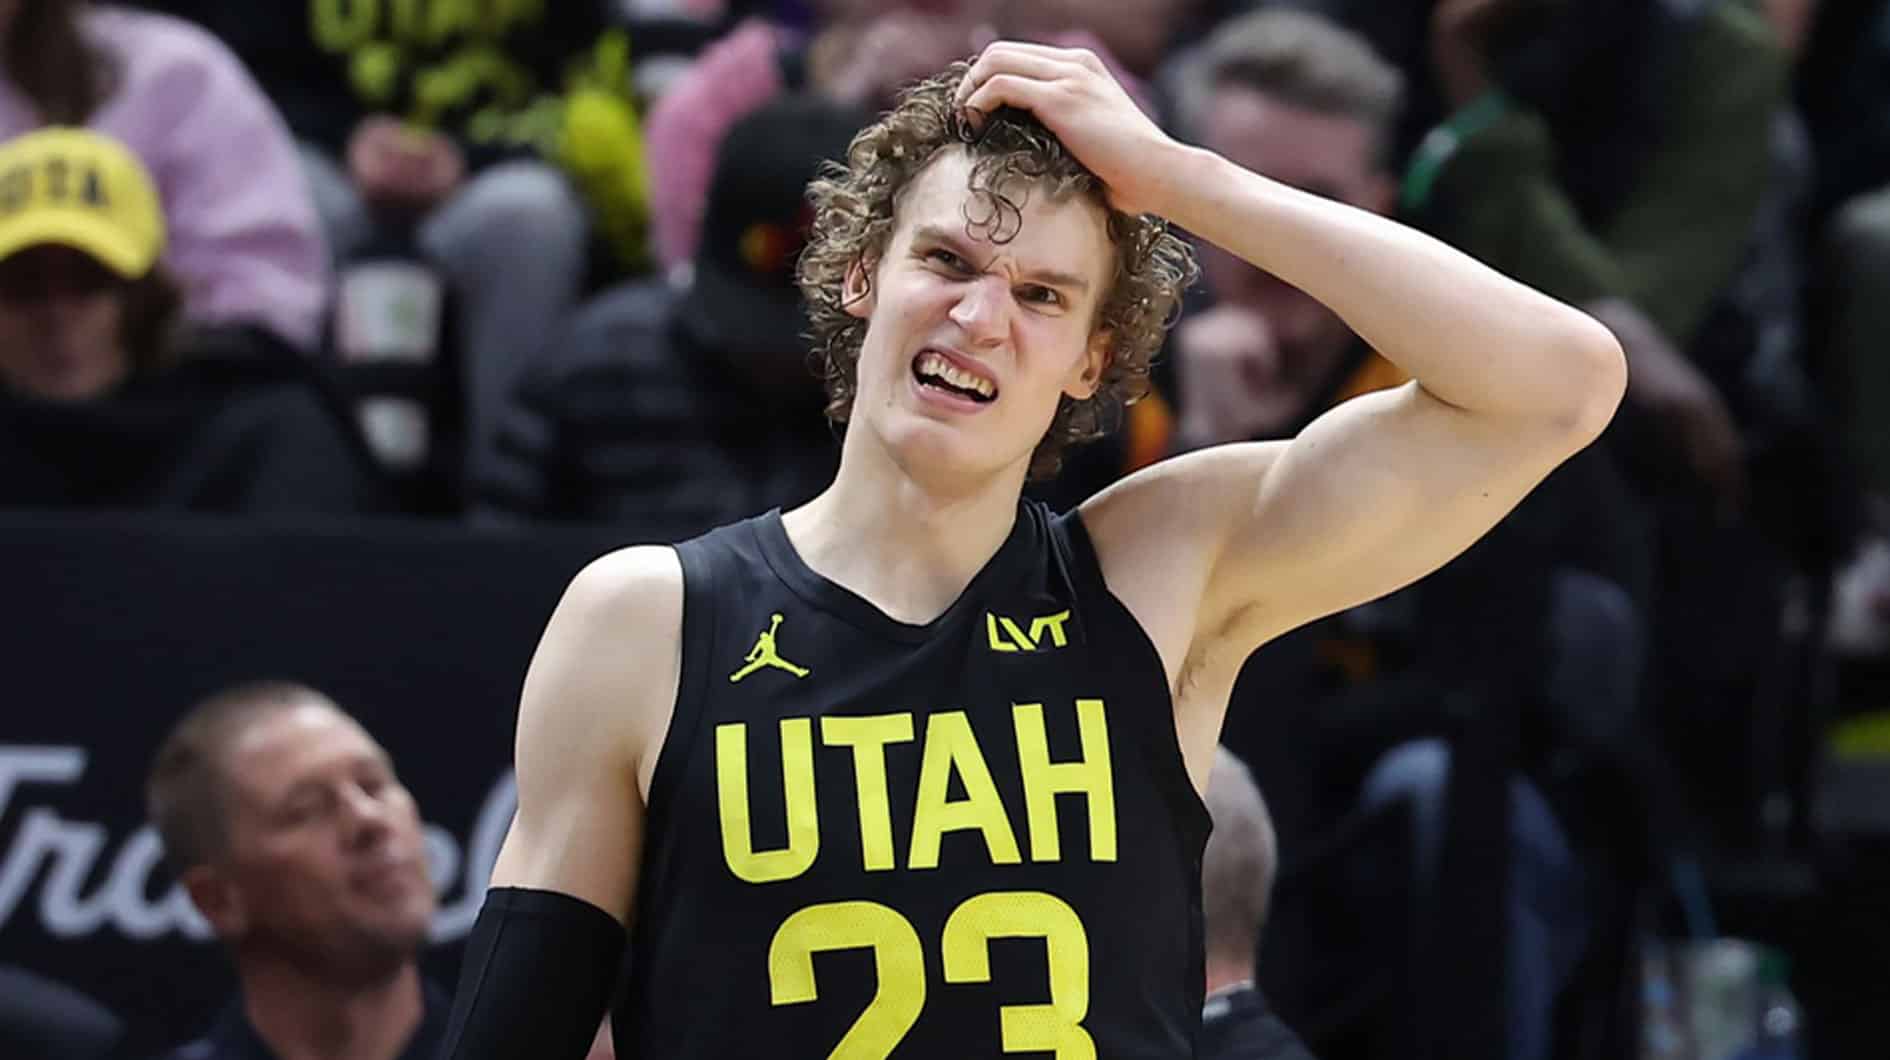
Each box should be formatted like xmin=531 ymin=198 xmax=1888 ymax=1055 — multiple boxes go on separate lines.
xmin=4 ymin=0 xmax=1890 ymax=1058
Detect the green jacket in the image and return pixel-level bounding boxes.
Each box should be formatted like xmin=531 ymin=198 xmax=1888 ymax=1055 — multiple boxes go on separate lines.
xmin=1417 ymin=1 xmax=1785 ymax=348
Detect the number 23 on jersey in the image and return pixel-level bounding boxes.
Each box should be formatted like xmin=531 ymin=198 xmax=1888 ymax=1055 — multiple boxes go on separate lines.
xmin=769 ymin=891 xmax=1095 ymax=1059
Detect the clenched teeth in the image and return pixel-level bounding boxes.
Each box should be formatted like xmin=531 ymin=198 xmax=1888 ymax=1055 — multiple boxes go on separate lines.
xmin=915 ymin=351 xmax=996 ymax=399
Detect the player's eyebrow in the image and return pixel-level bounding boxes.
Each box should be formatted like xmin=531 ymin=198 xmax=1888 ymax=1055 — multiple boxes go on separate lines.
xmin=912 ymin=224 xmax=1092 ymax=294
xmin=1019 ymin=265 xmax=1091 ymax=295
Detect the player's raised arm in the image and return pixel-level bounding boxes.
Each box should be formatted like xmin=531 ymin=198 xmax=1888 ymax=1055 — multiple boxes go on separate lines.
xmin=439 ymin=546 xmax=685 ymax=1060
xmin=961 ymin=40 xmax=1625 ymax=662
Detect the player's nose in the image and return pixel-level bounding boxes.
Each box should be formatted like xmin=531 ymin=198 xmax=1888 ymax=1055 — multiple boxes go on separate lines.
xmin=947 ymin=274 xmax=1010 ymax=348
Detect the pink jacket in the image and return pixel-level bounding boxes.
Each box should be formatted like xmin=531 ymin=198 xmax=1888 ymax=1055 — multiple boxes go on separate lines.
xmin=0 ymin=7 xmax=329 ymax=350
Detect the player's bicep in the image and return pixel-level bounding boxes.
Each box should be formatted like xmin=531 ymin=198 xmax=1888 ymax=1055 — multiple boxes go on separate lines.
xmin=1207 ymin=382 xmax=1571 ymax=644
xmin=488 ymin=546 xmax=684 ymax=925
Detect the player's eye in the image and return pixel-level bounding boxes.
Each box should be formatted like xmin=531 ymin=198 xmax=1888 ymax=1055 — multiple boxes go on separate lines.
xmin=1018 ymin=285 xmax=1064 ymax=308
xmin=925 ymin=248 xmax=971 ymax=273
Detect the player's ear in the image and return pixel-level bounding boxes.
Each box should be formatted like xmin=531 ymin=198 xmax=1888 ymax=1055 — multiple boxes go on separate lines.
xmin=1064 ymin=330 xmax=1111 ymax=400
xmin=842 ymin=254 xmax=877 ymax=320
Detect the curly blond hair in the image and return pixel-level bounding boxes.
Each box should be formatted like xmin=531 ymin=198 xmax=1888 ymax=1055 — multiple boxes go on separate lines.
xmin=798 ymin=62 xmax=1198 ymax=479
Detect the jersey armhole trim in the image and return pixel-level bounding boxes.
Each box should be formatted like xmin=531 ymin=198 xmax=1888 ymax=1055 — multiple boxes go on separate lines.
xmin=1055 ymin=507 xmax=1213 ymax=844
xmin=640 ymin=541 xmax=716 ymax=849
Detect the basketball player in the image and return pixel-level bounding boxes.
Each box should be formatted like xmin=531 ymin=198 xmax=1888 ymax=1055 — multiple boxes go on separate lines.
xmin=440 ymin=42 xmax=1626 ymax=1059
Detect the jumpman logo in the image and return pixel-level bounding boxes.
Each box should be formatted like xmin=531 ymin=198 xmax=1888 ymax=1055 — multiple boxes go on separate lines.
xmin=729 ymin=613 xmax=811 ymax=683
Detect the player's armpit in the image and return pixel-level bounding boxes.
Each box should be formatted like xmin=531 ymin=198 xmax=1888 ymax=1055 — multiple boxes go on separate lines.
xmin=440 ymin=545 xmax=684 ymax=1059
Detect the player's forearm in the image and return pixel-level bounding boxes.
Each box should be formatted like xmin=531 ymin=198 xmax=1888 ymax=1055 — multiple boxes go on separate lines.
xmin=1157 ymin=146 xmax=1625 ymax=433
xmin=439 ymin=888 xmax=627 ymax=1060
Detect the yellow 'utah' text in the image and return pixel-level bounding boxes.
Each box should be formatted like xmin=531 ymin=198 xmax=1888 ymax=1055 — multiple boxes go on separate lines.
xmin=715 ymin=699 xmax=1117 ymax=884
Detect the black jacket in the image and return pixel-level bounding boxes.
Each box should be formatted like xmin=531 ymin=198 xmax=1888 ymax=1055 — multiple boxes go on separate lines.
xmin=1 ymin=328 xmax=396 ymax=516
xmin=475 ymin=282 xmax=839 ymax=539
xmin=148 ymin=980 xmax=448 ymax=1060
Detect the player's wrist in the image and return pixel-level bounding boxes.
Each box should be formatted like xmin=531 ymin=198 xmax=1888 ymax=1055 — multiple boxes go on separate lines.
xmin=1128 ymin=140 xmax=1214 ymax=222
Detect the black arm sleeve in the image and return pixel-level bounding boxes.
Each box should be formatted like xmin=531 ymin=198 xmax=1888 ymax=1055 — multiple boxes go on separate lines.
xmin=437 ymin=887 xmax=628 ymax=1060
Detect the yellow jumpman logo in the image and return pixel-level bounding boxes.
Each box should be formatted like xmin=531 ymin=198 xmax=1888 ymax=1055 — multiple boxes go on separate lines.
xmin=729 ymin=613 xmax=811 ymax=683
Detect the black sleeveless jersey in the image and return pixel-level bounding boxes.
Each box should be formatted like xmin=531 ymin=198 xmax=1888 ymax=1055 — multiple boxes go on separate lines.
xmin=616 ymin=500 xmax=1211 ymax=1059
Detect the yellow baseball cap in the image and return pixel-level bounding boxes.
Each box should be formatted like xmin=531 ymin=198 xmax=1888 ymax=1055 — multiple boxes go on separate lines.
xmin=0 ymin=127 xmax=164 ymax=278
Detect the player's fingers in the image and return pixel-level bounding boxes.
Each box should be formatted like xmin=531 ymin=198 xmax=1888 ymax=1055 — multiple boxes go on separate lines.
xmin=1029 ymin=41 xmax=1108 ymax=76
xmin=976 ymin=39 xmax=1101 ymax=69
xmin=957 ymin=44 xmax=1086 ymax=107
xmin=962 ymin=72 xmax=1061 ymax=125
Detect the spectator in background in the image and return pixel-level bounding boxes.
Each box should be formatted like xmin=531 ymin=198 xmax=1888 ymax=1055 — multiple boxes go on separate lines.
xmin=0 ymin=129 xmax=393 ymax=515
xmin=1200 ymin=748 xmax=1318 ymax=1060
xmin=145 ymin=682 xmax=445 ymax=1060
xmin=1003 ymin=0 xmax=1212 ymax=81
xmin=0 ymin=0 xmax=328 ymax=351
xmin=725 ymin=0 xmax=1220 ymax=72
xmin=1169 ymin=14 xmax=1633 ymax=1060
xmin=1267 ymin=0 xmax=1792 ymax=523
xmin=644 ymin=0 xmax=1162 ymax=275
xmin=155 ymin=0 xmax=651 ymax=484
xmin=474 ymin=94 xmax=863 ymax=534
xmin=1395 ymin=0 xmax=1780 ymax=498
xmin=1393 ymin=0 xmax=1851 ymax=851
xmin=1165 ymin=11 xmax=1406 ymax=453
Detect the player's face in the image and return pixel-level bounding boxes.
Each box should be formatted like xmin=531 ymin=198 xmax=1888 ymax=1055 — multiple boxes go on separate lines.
xmin=844 ymin=148 xmax=1114 ymax=486
xmin=216 ymin=703 xmax=435 ymax=980
xmin=1198 ymin=85 xmax=1393 ymax=375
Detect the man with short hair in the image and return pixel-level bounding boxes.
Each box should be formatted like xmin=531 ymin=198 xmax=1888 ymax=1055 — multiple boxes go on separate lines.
xmin=441 ymin=35 xmax=1625 ymax=1060
xmin=1200 ymin=747 xmax=1317 ymax=1060
xmin=146 ymin=682 xmax=444 ymax=1060
xmin=1168 ymin=6 xmax=1409 ymax=450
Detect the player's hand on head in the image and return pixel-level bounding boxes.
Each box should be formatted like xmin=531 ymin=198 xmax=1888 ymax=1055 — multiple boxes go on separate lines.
xmin=956 ymin=40 xmax=1179 ymax=217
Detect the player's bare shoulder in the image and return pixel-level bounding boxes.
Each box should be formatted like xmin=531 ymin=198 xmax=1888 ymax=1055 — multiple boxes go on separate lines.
xmin=1076 ymin=442 xmax=1290 ymax=686
xmin=525 ymin=544 xmax=685 ymax=798
xmin=489 ymin=545 xmax=683 ymax=920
